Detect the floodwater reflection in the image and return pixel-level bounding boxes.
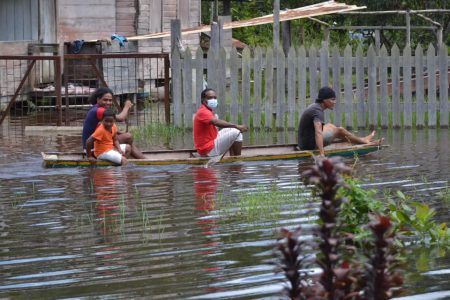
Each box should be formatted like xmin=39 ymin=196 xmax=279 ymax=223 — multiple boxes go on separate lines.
xmin=0 ymin=128 xmax=449 ymax=298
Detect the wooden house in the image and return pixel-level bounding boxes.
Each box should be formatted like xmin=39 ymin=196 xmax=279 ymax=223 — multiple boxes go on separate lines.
xmin=0 ymin=0 xmax=201 ymax=111
xmin=0 ymin=0 xmax=200 ymax=54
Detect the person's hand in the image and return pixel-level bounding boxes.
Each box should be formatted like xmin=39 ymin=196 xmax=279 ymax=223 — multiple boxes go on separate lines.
xmin=88 ymin=156 xmax=97 ymax=165
xmin=237 ymin=125 xmax=248 ymax=132
xmin=124 ymin=100 xmax=133 ymax=109
xmin=116 ymin=148 xmax=124 ymax=156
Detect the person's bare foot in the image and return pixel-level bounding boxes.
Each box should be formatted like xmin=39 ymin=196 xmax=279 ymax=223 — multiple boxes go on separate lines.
xmin=364 ymin=130 xmax=376 ymax=143
xmin=368 ymin=137 xmax=384 ymax=146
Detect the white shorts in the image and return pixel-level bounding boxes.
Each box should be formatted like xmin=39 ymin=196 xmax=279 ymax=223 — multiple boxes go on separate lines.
xmin=207 ymin=128 xmax=243 ymax=157
xmin=97 ymin=144 xmax=127 ymax=164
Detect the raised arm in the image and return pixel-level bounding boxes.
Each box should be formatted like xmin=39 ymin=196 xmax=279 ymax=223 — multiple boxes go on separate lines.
xmin=115 ymin=100 xmax=133 ymax=122
xmin=314 ymin=121 xmax=325 ymax=156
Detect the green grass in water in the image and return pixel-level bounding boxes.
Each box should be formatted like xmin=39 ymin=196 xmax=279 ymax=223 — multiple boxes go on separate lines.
xmin=131 ymin=123 xmax=186 ymax=141
xmin=217 ymin=183 xmax=312 ymax=224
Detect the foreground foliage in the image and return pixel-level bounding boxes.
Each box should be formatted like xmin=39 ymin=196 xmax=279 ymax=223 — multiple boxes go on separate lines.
xmin=275 ymin=157 xmax=404 ymax=298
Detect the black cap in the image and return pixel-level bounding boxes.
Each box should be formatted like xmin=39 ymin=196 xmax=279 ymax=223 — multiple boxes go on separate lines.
xmin=316 ymin=86 xmax=336 ymax=102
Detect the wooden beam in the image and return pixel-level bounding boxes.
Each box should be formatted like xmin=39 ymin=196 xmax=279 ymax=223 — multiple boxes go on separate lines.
xmin=406 ymin=12 xmax=411 ymax=45
xmin=273 ymin=0 xmax=280 ymax=51
xmin=339 ymin=9 xmax=450 ymax=15
xmin=331 ymin=25 xmax=435 ymax=30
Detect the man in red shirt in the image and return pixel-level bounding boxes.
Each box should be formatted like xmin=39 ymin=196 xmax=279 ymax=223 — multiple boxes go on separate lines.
xmin=194 ymin=88 xmax=248 ymax=160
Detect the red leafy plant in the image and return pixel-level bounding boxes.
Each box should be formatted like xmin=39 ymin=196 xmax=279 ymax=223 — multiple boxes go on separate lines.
xmin=275 ymin=157 xmax=403 ymax=299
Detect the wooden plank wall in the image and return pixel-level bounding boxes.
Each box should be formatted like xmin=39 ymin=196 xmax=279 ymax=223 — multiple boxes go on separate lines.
xmin=172 ymin=44 xmax=450 ymax=130
xmin=0 ymin=0 xmax=38 ymax=41
xmin=116 ymin=0 xmax=136 ymax=37
xmin=57 ymin=0 xmax=115 ymax=42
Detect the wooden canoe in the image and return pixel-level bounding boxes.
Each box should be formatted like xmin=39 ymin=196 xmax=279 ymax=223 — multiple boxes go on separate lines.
xmin=41 ymin=142 xmax=385 ymax=168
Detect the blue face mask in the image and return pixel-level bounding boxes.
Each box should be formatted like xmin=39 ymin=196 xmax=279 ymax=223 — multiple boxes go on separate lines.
xmin=207 ymin=98 xmax=218 ymax=109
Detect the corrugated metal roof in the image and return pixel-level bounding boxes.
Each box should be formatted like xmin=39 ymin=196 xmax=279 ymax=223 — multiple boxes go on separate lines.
xmin=96 ymin=1 xmax=365 ymax=42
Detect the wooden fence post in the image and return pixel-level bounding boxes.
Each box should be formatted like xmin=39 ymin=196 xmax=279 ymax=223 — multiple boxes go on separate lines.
xmin=331 ymin=46 xmax=340 ymax=126
xmin=355 ymin=45 xmax=365 ymax=128
xmin=415 ymin=44 xmax=425 ymax=128
xmin=287 ymin=47 xmax=296 ymax=130
xmin=230 ymin=47 xmax=239 ymax=124
xmin=343 ymin=45 xmax=353 ymax=129
xmin=403 ymin=44 xmax=413 ymax=128
xmin=319 ymin=43 xmax=329 ymax=120
xmin=195 ymin=47 xmax=204 ymax=109
xmin=379 ymin=45 xmax=389 ymax=128
xmin=264 ymin=47 xmax=274 ymax=129
xmin=309 ymin=46 xmax=318 ymax=103
xmin=427 ymin=43 xmax=437 ymax=127
xmin=276 ymin=46 xmax=285 ymax=129
xmin=171 ymin=19 xmax=181 ymax=55
xmin=367 ymin=45 xmax=378 ymax=129
xmin=297 ymin=46 xmax=307 ymax=117
xmin=242 ymin=47 xmax=251 ymax=127
xmin=438 ymin=45 xmax=449 ymax=127
xmin=217 ymin=47 xmax=227 ymax=119
xmin=182 ymin=47 xmax=193 ymax=127
xmin=172 ymin=47 xmax=182 ymax=127
xmin=254 ymin=47 xmax=263 ymax=129
xmin=392 ymin=44 xmax=401 ymax=128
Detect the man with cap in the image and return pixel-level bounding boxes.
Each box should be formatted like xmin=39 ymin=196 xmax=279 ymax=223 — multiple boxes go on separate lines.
xmin=297 ymin=86 xmax=382 ymax=156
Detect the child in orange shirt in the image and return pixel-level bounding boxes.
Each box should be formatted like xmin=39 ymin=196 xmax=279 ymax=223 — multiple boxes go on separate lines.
xmin=86 ymin=108 xmax=130 ymax=165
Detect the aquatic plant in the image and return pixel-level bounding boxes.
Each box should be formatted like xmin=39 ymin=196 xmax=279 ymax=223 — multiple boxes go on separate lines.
xmin=217 ymin=183 xmax=310 ymax=224
xmin=364 ymin=214 xmax=404 ymax=300
xmin=338 ymin=181 xmax=450 ymax=248
xmin=302 ymin=157 xmax=358 ymax=298
xmin=276 ymin=157 xmax=404 ymax=299
xmin=131 ymin=122 xmax=185 ymax=140
xmin=274 ymin=227 xmax=311 ymax=299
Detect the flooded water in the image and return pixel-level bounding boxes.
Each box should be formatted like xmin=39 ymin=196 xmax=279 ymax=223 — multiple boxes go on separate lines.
xmin=0 ymin=123 xmax=449 ymax=299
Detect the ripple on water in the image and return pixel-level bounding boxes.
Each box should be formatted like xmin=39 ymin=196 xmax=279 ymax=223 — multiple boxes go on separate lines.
xmin=0 ymin=129 xmax=449 ymax=298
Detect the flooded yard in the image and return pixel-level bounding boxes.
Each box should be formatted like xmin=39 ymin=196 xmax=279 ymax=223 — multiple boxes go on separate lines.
xmin=0 ymin=125 xmax=449 ymax=299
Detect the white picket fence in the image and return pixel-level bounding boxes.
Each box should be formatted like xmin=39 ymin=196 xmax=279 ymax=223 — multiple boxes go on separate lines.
xmin=171 ymin=44 xmax=449 ymax=129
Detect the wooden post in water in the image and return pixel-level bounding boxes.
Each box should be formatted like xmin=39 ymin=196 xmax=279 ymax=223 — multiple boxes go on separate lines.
xmin=438 ymin=45 xmax=449 ymax=127
xmin=367 ymin=45 xmax=377 ymax=129
xmin=297 ymin=46 xmax=307 ymax=119
xmin=182 ymin=48 xmax=193 ymax=128
xmin=287 ymin=47 xmax=296 ymax=130
xmin=379 ymin=46 xmax=388 ymax=128
xmin=355 ymin=45 xmax=365 ymax=128
xmin=415 ymin=45 xmax=425 ymax=128
xmin=171 ymin=19 xmax=181 ymax=55
xmin=331 ymin=46 xmax=340 ymax=126
xmin=343 ymin=45 xmax=353 ymax=129
xmin=282 ymin=21 xmax=291 ymax=55
xmin=403 ymin=45 xmax=412 ymax=128
xmin=172 ymin=48 xmax=182 ymax=127
xmin=391 ymin=44 xmax=401 ymax=128
xmin=264 ymin=48 xmax=274 ymax=129
xmin=273 ymin=0 xmax=280 ymax=51
xmin=230 ymin=47 xmax=239 ymax=124
xmin=195 ymin=47 xmax=204 ymax=111
xmin=319 ymin=43 xmax=329 ymax=121
xmin=427 ymin=43 xmax=437 ymax=127
xmin=275 ymin=47 xmax=285 ymax=130
xmin=242 ymin=48 xmax=251 ymax=127
xmin=309 ymin=46 xmax=318 ymax=105
xmin=253 ymin=47 xmax=263 ymax=129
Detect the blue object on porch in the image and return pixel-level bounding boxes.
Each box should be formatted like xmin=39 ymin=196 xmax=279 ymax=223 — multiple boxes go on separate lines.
xmin=111 ymin=34 xmax=128 ymax=47
xmin=72 ymin=40 xmax=85 ymax=53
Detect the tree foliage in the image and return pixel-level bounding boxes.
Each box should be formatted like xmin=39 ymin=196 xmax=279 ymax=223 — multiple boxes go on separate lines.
xmin=201 ymin=0 xmax=450 ymax=49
